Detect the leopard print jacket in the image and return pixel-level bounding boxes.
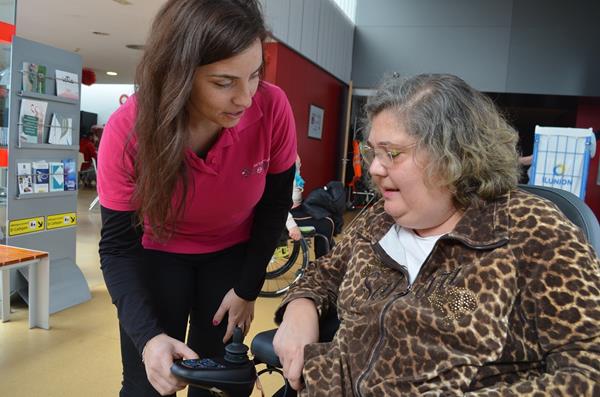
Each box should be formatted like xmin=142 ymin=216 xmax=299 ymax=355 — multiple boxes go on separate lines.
xmin=276 ymin=188 xmax=600 ymax=396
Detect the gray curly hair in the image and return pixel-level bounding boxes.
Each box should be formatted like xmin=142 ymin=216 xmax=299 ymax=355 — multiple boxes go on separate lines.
xmin=365 ymin=73 xmax=520 ymax=209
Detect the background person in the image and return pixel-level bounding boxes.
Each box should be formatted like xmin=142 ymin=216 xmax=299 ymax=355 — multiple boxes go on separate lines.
xmin=273 ymin=73 xmax=600 ymax=396
xmin=97 ymin=1 xmax=296 ymax=396
xmin=286 ymin=155 xmax=304 ymax=241
xmin=79 ymin=129 xmax=97 ymax=171
xmin=90 ymin=124 xmax=103 ymax=147
xmin=285 ymin=155 xmax=336 ymax=257
xmin=79 ymin=128 xmax=98 ymax=186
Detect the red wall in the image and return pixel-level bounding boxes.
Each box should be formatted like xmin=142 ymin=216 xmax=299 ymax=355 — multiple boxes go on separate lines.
xmin=576 ymin=98 xmax=600 ymax=219
xmin=263 ymin=42 xmax=346 ymax=194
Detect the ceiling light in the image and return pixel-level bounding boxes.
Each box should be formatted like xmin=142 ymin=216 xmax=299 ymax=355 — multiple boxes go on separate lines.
xmin=106 ymin=71 xmax=118 ymax=76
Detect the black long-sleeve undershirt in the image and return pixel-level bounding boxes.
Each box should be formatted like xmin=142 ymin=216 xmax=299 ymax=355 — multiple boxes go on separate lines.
xmin=98 ymin=165 xmax=294 ymax=353
xmin=98 ymin=206 xmax=163 ymax=354
xmin=234 ymin=165 xmax=294 ymax=300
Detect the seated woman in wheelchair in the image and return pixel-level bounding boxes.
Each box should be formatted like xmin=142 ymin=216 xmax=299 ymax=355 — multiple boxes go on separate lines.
xmin=273 ymin=74 xmax=600 ymax=396
xmin=285 ymin=155 xmax=336 ymax=258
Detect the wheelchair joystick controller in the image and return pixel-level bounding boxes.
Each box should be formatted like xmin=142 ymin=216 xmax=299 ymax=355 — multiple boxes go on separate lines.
xmin=171 ymin=326 xmax=257 ymax=397
xmin=224 ymin=327 xmax=249 ymax=364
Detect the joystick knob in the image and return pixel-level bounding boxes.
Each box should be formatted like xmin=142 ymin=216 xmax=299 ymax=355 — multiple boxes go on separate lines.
xmin=224 ymin=326 xmax=249 ymax=364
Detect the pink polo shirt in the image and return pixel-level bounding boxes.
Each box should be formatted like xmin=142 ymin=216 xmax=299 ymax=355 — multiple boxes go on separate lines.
xmin=97 ymin=82 xmax=297 ymax=254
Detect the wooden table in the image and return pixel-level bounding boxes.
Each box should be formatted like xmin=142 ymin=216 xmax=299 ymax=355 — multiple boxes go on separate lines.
xmin=0 ymin=245 xmax=49 ymax=329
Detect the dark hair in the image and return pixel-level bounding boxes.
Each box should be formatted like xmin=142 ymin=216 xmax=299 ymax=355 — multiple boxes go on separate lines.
xmin=365 ymin=74 xmax=520 ymax=209
xmin=133 ymin=0 xmax=267 ymax=240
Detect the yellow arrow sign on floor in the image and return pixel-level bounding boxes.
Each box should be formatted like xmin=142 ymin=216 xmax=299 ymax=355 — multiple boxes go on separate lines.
xmin=46 ymin=212 xmax=77 ymax=230
xmin=9 ymin=217 xmax=46 ymax=236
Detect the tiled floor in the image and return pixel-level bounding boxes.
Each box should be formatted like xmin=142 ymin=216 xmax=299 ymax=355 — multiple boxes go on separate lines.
xmin=0 ymin=187 xmax=288 ymax=396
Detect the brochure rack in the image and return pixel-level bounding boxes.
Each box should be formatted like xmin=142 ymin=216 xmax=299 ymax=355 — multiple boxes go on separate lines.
xmin=4 ymin=36 xmax=90 ymax=313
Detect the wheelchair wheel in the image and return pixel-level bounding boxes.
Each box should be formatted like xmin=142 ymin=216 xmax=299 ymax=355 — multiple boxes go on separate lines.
xmin=260 ymin=238 xmax=309 ymax=297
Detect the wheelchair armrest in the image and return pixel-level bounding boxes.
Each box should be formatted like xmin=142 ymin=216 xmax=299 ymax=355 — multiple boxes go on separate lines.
xmin=299 ymin=225 xmax=316 ymax=237
xmin=250 ymin=309 xmax=340 ymax=368
xmin=251 ymin=329 xmax=281 ymax=367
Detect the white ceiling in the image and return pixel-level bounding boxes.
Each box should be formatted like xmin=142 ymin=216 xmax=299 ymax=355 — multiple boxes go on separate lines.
xmin=16 ymin=0 xmax=166 ymax=84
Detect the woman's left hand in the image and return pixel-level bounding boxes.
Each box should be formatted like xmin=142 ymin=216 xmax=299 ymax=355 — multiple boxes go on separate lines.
xmin=212 ymin=288 xmax=255 ymax=343
xmin=289 ymin=226 xmax=302 ymax=241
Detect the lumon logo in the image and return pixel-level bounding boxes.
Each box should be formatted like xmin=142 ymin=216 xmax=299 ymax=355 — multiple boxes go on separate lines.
xmin=544 ymin=163 xmax=573 ymax=186
xmin=553 ymin=164 xmax=566 ymax=176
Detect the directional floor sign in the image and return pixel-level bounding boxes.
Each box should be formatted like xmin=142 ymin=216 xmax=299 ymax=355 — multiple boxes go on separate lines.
xmin=9 ymin=216 xmax=45 ymax=236
xmin=46 ymin=212 xmax=77 ymax=230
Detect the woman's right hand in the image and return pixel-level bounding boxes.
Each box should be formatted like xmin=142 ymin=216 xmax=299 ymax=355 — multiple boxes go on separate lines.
xmin=142 ymin=333 xmax=199 ymax=396
xmin=273 ymin=298 xmax=319 ymax=391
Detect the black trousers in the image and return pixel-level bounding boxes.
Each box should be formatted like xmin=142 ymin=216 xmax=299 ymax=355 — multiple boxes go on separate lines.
xmin=119 ymin=243 xmax=248 ymax=397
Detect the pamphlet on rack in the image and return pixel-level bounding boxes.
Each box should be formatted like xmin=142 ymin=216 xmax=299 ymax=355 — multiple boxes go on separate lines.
xmin=55 ymin=70 xmax=79 ymax=100
xmin=63 ymin=158 xmax=77 ymax=191
xmin=19 ymin=98 xmax=48 ymax=144
xmin=49 ymin=162 xmax=65 ymax=192
xmin=22 ymin=62 xmax=47 ymax=93
xmin=32 ymin=160 xmax=49 ymax=193
xmin=48 ymin=114 xmax=73 ymax=145
xmin=17 ymin=162 xmax=33 ymax=195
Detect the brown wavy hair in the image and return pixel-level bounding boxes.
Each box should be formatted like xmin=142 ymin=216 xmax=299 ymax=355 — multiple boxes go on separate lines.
xmin=365 ymin=74 xmax=520 ymax=210
xmin=132 ymin=0 xmax=267 ymax=240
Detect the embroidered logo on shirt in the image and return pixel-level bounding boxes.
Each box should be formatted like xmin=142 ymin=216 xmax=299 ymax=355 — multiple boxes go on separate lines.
xmin=242 ymin=159 xmax=270 ymax=178
xmin=428 ymin=286 xmax=478 ymax=327
xmin=351 ymin=260 xmax=403 ymax=306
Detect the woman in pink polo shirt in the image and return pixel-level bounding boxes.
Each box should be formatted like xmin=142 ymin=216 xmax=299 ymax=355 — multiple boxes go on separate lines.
xmin=97 ymin=1 xmax=296 ymax=396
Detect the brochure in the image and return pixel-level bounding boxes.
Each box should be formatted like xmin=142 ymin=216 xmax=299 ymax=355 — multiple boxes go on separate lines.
xmin=37 ymin=64 xmax=47 ymax=94
xmin=55 ymin=70 xmax=79 ymax=100
xmin=19 ymin=98 xmax=48 ymax=144
xmin=63 ymin=158 xmax=77 ymax=191
xmin=17 ymin=162 xmax=33 ymax=195
xmin=22 ymin=62 xmax=36 ymax=92
xmin=32 ymin=160 xmax=49 ymax=193
xmin=49 ymin=162 xmax=65 ymax=192
xmin=48 ymin=114 xmax=73 ymax=145
xmin=22 ymin=62 xmax=47 ymax=93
